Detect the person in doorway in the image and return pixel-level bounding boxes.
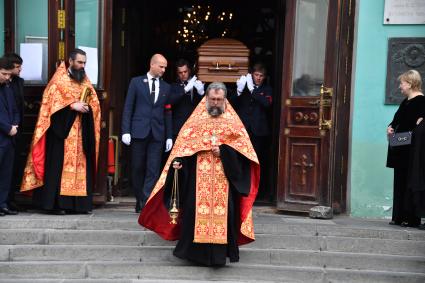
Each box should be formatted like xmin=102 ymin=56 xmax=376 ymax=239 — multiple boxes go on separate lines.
xmin=140 ymin=82 xmax=260 ymax=266
xmin=169 ymin=58 xmax=205 ymax=141
xmin=121 ymin=54 xmax=173 ymax=213
xmin=0 ymin=57 xmax=19 ymax=216
xmin=387 ymin=69 xmax=425 ymax=228
xmin=232 ymin=63 xmax=272 ymax=198
xmin=160 ymin=59 xmax=205 ymax=167
xmin=3 ymin=53 xmax=25 ymax=211
xmin=21 ymin=48 xmax=101 ymax=215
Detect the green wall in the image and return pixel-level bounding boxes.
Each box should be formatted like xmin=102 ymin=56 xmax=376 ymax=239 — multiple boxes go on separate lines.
xmin=350 ymin=0 xmax=425 ymax=217
xmin=0 ymin=0 xmax=4 ymax=55
xmin=75 ymin=0 xmax=98 ymax=48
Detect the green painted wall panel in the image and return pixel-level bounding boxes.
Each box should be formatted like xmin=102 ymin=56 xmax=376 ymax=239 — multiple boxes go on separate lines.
xmin=16 ymin=0 xmax=48 ymax=47
xmin=76 ymin=0 xmax=98 ymax=48
xmin=350 ymin=0 xmax=425 ymax=217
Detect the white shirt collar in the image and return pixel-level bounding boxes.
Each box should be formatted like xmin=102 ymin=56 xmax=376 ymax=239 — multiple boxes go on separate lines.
xmin=147 ymin=72 xmax=158 ymax=81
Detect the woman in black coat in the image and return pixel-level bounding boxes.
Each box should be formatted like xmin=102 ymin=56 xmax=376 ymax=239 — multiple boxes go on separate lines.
xmin=387 ymin=70 xmax=425 ymax=228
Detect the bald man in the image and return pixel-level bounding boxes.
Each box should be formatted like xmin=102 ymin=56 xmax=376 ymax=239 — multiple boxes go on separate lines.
xmin=121 ymin=54 xmax=173 ymax=213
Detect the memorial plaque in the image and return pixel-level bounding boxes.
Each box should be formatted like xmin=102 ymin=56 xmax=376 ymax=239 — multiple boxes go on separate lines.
xmin=385 ymin=38 xmax=425 ymax=104
xmin=384 ymin=0 xmax=425 ymax=25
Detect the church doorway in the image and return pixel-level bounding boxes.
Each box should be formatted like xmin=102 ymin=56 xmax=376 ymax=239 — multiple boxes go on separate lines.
xmin=110 ymin=0 xmax=283 ymax=204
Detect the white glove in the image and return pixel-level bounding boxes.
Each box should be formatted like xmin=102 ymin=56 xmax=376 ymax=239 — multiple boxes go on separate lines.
xmin=122 ymin=133 xmax=131 ymax=146
xmin=246 ymin=73 xmax=255 ymax=92
xmin=236 ymin=75 xmax=247 ymax=95
xmin=184 ymin=75 xmax=197 ymax=93
xmin=165 ymin=138 xmax=173 ymax=152
xmin=194 ymin=80 xmax=205 ymax=95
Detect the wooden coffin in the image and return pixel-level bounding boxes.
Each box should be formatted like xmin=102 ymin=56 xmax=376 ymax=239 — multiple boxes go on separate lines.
xmin=197 ymin=38 xmax=249 ymax=83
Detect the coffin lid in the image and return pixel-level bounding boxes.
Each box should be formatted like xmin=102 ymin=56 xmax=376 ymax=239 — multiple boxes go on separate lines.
xmin=198 ymin=38 xmax=249 ymax=55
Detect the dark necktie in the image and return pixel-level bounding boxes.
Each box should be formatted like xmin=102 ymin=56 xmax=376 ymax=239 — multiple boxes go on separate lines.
xmin=151 ymin=78 xmax=156 ymax=103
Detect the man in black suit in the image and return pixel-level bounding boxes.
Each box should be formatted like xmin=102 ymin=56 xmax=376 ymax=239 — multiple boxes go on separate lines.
xmin=0 ymin=57 xmax=19 ymax=216
xmin=121 ymin=54 xmax=173 ymax=213
xmin=4 ymin=53 xmax=24 ymax=211
xmin=169 ymin=59 xmax=205 ymax=141
xmin=231 ymin=63 xmax=272 ymax=197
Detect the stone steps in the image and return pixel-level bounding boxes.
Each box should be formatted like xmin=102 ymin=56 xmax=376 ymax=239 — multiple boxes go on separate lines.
xmin=1 ymin=229 xmax=424 ymax=256
xmin=1 ymin=244 xmax=424 ymax=273
xmin=0 ymin=261 xmax=425 ymax=282
xmin=0 ymin=212 xmax=424 ymax=282
xmin=1 ymin=217 xmax=424 ymax=240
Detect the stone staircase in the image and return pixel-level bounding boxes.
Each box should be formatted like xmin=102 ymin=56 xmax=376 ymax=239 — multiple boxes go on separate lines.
xmin=0 ymin=208 xmax=424 ymax=282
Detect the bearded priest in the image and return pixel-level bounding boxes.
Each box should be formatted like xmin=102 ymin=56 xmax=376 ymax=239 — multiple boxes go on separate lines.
xmin=21 ymin=49 xmax=101 ymax=215
xmin=139 ymin=81 xmax=260 ymax=266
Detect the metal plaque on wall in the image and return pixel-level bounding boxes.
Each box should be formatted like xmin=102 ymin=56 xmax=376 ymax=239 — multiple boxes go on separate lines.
xmin=386 ymin=38 xmax=425 ymax=105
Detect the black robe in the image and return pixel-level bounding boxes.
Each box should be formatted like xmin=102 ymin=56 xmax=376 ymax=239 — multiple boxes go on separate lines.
xmin=406 ymin=120 xmax=425 ymax=218
xmin=162 ymin=144 xmax=251 ymax=266
xmin=33 ymin=106 xmax=96 ymax=212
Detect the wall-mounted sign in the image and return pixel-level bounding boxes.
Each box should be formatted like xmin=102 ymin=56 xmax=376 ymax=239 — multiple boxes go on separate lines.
xmin=384 ymin=0 xmax=425 ymax=24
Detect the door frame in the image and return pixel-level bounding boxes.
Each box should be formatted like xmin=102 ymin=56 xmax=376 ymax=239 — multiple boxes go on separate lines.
xmin=275 ymin=0 xmax=355 ymax=213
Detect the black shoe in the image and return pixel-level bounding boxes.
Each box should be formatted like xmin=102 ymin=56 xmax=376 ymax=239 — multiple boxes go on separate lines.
xmin=401 ymin=222 xmax=419 ymax=228
xmin=48 ymin=209 xmax=66 ymax=215
xmin=418 ymin=224 xmax=425 ymax=230
xmin=389 ymin=221 xmax=400 ymax=225
xmin=0 ymin=211 xmax=5 ymax=216
xmin=0 ymin=207 xmax=18 ymax=215
xmin=135 ymin=206 xmax=141 ymax=213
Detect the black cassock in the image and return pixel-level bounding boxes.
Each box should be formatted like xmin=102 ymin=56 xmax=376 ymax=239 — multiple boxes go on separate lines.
xmin=162 ymin=144 xmax=251 ymax=266
xmin=33 ymin=106 xmax=96 ymax=212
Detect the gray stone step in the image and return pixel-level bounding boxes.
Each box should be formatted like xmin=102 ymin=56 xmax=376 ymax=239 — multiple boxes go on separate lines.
xmin=1 ymin=244 xmax=424 ymax=273
xmin=0 ymin=261 xmax=424 ymax=282
xmin=1 ymin=229 xmax=424 ymax=256
xmin=1 ymin=216 xmax=424 ymax=241
xmin=0 ymin=281 xmax=270 ymax=283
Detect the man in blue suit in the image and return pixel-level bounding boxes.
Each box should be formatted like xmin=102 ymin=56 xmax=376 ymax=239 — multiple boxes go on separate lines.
xmin=0 ymin=57 xmax=19 ymax=216
xmin=121 ymin=54 xmax=173 ymax=213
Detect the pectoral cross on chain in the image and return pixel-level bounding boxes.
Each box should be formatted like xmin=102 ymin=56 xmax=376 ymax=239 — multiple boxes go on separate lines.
xmin=211 ymin=132 xmax=217 ymax=146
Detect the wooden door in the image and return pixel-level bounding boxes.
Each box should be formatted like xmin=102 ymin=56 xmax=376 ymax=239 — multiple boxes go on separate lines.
xmin=276 ymin=0 xmax=354 ymax=212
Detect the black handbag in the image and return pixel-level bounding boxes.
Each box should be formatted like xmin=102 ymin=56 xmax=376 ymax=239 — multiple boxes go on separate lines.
xmin=389 ymin=131 xmax=412 ymax=147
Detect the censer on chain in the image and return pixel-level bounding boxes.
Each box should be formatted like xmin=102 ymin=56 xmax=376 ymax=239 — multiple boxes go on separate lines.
xmin=169 ymin=164 xmax=180 ymax=224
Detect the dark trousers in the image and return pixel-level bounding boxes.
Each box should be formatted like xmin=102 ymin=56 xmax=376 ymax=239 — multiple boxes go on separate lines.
xmin=393 ymin=167 xmax=421 ymax=225
xmin=0 ymin=144 xmax=15 ymax=208
xmin=131 ymin=134 xmax=163 ymax=209
xmin=8 ymin=137 xmax=23 ymax=205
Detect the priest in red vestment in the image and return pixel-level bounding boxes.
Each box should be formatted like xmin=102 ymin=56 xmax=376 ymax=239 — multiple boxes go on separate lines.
xmin=21 ymin=49 xmax=101 ymax=214
xmin=139 ymin=81 xmax=260 ymax=266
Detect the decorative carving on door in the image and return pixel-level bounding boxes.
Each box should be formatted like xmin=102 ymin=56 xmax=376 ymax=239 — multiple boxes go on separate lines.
xmin=293 ymin=154 xmax=314 ymax=187
xmin=290 ymin=108 xmax=319 ymax=126
xmin=286 ymin=139 xmax=320 ymax=202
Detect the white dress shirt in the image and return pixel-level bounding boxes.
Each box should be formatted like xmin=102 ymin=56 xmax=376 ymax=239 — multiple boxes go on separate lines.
xmin=147 ymin=72 xmax=159 ymax=103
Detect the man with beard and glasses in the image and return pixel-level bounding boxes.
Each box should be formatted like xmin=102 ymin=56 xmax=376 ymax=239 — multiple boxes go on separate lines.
xmin=21 ymin=49 xmax=101 ymax=215
xmin=140 ymin=82 xmax=260 ymax=266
